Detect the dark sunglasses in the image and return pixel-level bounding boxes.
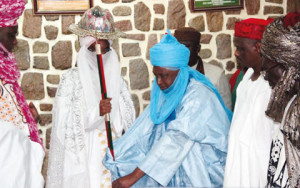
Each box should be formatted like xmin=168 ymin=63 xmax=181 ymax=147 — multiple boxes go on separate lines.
xmin=88 ymin=46 xmax=111 ymax=54
xmin=261 ymin=63 xmax=280 ymax=78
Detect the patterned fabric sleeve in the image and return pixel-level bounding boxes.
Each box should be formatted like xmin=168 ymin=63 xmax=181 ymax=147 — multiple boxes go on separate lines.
xmin=46 ymin=68 xmax=87 ymax=188
xmin=118 ymin=76 xmax=136 ymax=132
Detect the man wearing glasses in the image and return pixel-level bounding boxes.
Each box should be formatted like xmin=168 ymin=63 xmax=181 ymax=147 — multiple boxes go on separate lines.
xmin=224 ymin=18 xmax=278 ymax=187
xmin=261 ymin=12 xmax=300 ymax=188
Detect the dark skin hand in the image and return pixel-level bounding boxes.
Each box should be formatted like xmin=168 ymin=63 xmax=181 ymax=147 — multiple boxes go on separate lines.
xmin=112 ymin=168 xmax=145 ymax=188
xmin=29 ymin=102 xmax=40 ymax=123
xmin=100 ymin=98 xmax=112 ymax=116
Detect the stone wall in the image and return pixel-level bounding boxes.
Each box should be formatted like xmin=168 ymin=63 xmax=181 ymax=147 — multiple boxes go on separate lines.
xmin=15 ymin=0 xmax=299 ymax=180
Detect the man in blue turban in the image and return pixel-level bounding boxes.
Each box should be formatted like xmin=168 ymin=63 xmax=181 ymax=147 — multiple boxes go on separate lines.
xmin=104 ymin=30 xmax=232 ymax=187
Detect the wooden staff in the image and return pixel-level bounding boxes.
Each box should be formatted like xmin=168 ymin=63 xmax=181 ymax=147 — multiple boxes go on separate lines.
xmin=96 ymin=43 xmax=115 ymax=160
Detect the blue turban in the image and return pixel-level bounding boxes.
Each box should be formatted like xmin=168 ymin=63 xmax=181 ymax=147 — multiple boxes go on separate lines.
xmin=150 ymin=30 xmax=190 ymax=68
xmin=149 ymin=30 xmax=232 ymax=125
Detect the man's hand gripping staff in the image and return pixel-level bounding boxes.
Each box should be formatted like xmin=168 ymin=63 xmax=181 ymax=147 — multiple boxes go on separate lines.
xmin=96 ymin=42 xmax=115 ymax=161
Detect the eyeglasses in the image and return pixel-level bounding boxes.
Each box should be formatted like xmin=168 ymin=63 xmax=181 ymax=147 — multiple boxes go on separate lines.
xmin=261 ymin=63 xmax=280 ymax=78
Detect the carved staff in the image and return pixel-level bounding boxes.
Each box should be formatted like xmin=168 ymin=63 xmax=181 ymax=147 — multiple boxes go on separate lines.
xmin=96 ymin=42 xmax=115 ymax=160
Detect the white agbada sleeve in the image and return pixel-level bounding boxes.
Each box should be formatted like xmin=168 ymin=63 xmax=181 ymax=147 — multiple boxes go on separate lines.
xmin=46 ymin=69 xmax=91 ymax=188
xmin=0 ymin=120 xmax=44 ymax=188
xmin=118 ymin=76 xmax=136 ymax=132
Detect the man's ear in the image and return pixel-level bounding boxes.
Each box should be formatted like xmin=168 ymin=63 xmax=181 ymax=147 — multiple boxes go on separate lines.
xmin=197 ymin=44 xmax=201 ymax=53
xmin=255 ymin=42 xmax=261 ymax=54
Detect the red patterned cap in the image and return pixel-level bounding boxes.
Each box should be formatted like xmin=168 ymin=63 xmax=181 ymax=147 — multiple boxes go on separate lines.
xmin=0 ymin=0 xmax=25 ymax=27
xmin=235 ymin=18 xmax=274 ymax=40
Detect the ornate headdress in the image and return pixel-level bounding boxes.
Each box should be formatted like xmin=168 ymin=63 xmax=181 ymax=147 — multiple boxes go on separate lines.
xmin=261 ymin=13 xmax=300 ymax=123
xmin=69 ymin=6 xmax=125 ymax=39
xmin=0 ymin=0 xmax=25 ymax=27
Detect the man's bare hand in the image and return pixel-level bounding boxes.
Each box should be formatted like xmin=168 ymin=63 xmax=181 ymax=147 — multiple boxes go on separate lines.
xmin=29 ymin=102 xmax=40 ymax=123
xmin=112 ymin=168 xmax=145 ymax=188
xmin=112 ymin=176 xmax=133 ymax=188
xmin=100 ymin=98 xmax=112 ymax=116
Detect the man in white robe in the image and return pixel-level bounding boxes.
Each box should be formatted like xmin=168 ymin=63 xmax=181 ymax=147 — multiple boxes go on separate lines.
xmin=224 ymin=18 xmax=278 ymax=187
xmin=104 ymin=30 xmax=232 ymax=188
xmin=0 ymin=0 xmax=45 ymax=187
xmin=46 ymin=6 xmax=135 ymax=188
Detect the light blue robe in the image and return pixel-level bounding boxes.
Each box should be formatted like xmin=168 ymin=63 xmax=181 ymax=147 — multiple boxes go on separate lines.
xmin=104 ymin=78 xmax=230 ymax=187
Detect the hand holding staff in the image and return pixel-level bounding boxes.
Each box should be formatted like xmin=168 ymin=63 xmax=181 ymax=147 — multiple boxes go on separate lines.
xmin=96 ymin=42 xmax=115 ymax=161
xmin=100 ymin=98 xmax=112 ymax=116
